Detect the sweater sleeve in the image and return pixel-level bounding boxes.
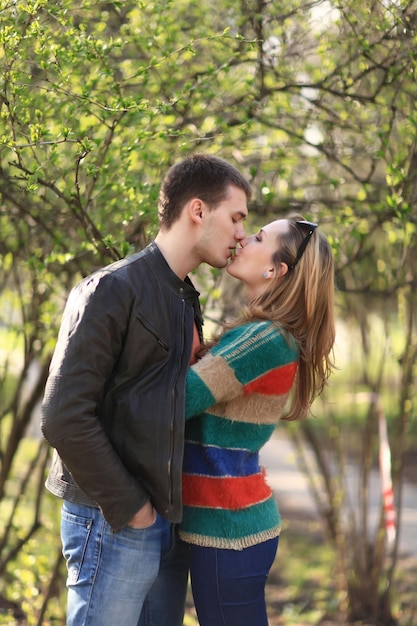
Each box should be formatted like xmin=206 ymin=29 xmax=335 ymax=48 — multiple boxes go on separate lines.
xmin=185 ymin=321 xmax=298 ymax=419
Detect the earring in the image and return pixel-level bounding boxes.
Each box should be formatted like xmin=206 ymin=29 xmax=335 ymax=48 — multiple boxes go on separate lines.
xmin=263 ymin=272 xmax=269 ymax=278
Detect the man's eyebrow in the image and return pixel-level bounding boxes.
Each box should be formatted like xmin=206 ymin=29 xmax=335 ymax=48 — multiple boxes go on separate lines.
xmin=236 ymin=211 xmax=248 ymax=221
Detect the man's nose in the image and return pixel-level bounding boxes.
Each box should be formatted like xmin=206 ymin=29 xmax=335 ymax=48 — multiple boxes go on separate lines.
xmin=235 ymin=223 xmax=246 ymax=241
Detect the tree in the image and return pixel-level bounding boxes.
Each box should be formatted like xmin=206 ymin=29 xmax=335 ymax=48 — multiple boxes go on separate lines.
xmin=1 ymin=0 xmax=416 ymax=623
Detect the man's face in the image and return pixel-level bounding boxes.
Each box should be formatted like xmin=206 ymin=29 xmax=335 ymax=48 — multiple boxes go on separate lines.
xmin=197 ymin=185 xmax=248 ymax=268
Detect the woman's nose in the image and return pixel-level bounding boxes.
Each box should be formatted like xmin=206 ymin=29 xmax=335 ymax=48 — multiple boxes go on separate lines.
xmin=240 ymin=234 xmax=253 ymax=247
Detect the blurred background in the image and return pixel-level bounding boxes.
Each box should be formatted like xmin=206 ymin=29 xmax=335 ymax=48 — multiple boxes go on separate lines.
xmin=0 ymin=1 xmax=416 ymax=624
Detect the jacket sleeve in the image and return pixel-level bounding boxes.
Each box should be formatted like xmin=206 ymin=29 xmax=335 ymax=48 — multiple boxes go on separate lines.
xmin=41 ymin=271 xmax=149 ymax=532
xmin=185 ymin=321 xmax=298 ymax=419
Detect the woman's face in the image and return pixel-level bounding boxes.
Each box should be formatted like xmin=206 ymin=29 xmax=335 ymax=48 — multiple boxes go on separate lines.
xmin=227 ymin=219 xmax=289 ymax=298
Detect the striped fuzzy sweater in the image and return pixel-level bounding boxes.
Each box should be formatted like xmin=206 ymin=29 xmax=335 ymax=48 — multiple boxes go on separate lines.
xmin=179 ymin=321 xmax=299 ymax=550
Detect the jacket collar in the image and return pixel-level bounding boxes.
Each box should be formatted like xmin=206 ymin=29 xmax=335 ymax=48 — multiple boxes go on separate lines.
xmin=146 ymin=241 xmax=200 ymax=300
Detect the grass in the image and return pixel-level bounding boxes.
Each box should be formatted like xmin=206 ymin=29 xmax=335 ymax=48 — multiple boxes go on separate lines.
xmin=264 ymin=515 xmax=337 ymax=626
xmin=183 ymin=507 xmax=417 ymax=626
xmin=1 ymin=463 xmax=416 ymax=625
xmin=0 ymin=434 xmax=65 ymax=626
xmin=182 ymin=513 xmax=330 ymax=625
xmin=182 ymin=513 xmax=335 ymax=625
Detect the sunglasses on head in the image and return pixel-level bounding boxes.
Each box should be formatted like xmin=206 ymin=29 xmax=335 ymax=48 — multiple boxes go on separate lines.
xmin=287 ymin=220 xmax=318 ymax=271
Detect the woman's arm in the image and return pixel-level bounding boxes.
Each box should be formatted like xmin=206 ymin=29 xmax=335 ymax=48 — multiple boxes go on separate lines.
xmin=185 ymin=321 xmax=298 ymax=419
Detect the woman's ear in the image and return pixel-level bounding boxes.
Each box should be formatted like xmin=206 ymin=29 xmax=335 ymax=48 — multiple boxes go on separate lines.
xmin=276 ymin=262 xmax=289 ymax=278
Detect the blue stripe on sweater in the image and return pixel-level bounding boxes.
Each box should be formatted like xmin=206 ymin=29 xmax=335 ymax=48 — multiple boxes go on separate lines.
xmin=183 ymin=441 xmax=260 ymax=477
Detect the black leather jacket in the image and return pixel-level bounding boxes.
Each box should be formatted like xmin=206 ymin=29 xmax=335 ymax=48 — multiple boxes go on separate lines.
xmin=41 ymin=242 xmax=202 ymax=532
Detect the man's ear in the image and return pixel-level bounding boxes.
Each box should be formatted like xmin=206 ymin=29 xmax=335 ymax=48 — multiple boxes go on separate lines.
xmin=188 ymin=198 xmax=204 ymax=224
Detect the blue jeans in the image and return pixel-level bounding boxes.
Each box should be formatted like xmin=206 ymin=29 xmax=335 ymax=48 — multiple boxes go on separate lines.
xmin=61 ymin=501 xmax=189 ymax=626
xmin=189 ymin=537 xmax=279 ymax=626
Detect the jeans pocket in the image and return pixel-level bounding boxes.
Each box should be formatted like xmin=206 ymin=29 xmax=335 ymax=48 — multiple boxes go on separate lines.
xmin=61 ymin=507 xmax=93 ymax=585
xmin=125 ymin=509 xmax=158 ymax=532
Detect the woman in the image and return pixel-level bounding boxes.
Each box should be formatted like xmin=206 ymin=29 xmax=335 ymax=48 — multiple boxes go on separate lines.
xmin=180 ymin=215 xmax=336 ymax=626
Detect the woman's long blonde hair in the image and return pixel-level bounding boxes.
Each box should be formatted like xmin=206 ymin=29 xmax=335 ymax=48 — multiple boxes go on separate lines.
xmin=227 ymin=214 xmax=336 ymax=421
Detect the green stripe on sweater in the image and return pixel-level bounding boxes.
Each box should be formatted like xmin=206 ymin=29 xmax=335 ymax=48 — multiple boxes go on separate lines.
xmin=185 ymin=414 xmax=275 ymax=451
xmin=185 ymin=368 xmax=216 ymax=420
xmin=180 ymin=497 xmax=280 ymax=542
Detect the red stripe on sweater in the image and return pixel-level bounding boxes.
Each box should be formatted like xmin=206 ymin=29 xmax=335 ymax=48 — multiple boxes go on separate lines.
xmin=243 ymin=361 xmax=297 ymax=395
xmin=182 ymin=471 xmax=272 ymax=510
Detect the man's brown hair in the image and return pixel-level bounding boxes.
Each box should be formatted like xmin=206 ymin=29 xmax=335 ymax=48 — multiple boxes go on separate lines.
xmin=158 ymin=153 xmax=252 ymax=229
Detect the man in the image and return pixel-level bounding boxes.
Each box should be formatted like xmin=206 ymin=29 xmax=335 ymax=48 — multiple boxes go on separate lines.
xmin=41 ymin=153 xmax=251 ymax=626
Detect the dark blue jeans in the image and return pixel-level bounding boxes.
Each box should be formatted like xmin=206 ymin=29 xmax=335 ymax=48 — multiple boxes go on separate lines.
xmin=189 ymin=536 xmax=279 ymax=626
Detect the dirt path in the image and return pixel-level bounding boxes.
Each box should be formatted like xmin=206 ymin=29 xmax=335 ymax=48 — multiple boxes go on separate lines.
xmin=260 ymin=430 xmax=417 ymax=557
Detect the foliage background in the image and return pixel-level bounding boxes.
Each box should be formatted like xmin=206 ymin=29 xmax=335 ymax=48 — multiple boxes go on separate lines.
xmin=1 ymin=0 xmax=416 ymax=624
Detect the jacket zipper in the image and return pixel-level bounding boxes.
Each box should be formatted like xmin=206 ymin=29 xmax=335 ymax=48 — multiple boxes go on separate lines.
xmin=168 ymin=296 xmax=186 ymax=509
